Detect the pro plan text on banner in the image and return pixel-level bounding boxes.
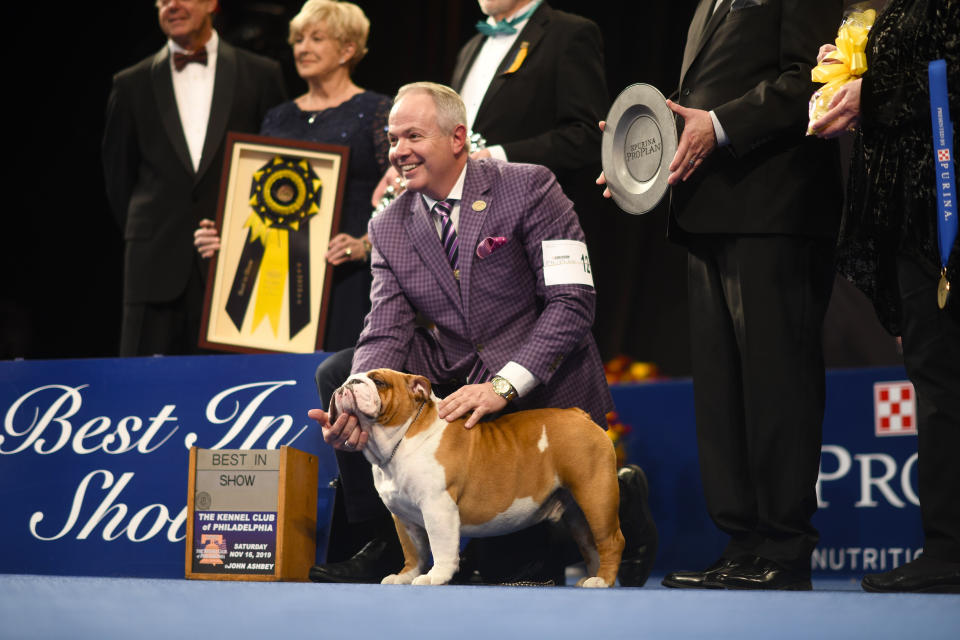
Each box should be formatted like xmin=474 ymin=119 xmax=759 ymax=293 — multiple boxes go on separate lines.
xmin=609 ymin=367 xmax=923 ymax=576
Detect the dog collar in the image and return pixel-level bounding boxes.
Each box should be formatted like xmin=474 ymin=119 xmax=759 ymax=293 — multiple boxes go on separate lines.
xmin=381 ymin=399 xmax=427 ymax=467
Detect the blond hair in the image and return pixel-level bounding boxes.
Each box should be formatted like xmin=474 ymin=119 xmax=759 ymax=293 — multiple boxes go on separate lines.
xmin=289 ymin=0 xmax=370 ymax=70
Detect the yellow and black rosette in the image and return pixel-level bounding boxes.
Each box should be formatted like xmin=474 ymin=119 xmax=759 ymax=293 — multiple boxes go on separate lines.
xmin=226 ymin=155 xmax=321 ymax=338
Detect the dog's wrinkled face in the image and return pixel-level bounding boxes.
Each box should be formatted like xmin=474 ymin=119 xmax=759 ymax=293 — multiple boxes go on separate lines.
xmin=330 ymin=369 xmax=432 ymax=429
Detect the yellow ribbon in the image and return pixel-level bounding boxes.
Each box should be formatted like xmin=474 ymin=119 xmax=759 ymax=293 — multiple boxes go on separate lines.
xmin=504 ymin=41 xmax=529 ymax=74
xmin=811 ymin=10 xmax=874 ymax=85
xmin=807 ymin=9 xmax=876 ymax=134
xmin=244 ymin=213 xmax=289 ymax=336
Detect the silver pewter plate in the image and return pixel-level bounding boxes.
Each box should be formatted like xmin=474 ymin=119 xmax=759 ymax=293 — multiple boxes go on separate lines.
xmin=601 ymin=83 xmax=678 ymax=215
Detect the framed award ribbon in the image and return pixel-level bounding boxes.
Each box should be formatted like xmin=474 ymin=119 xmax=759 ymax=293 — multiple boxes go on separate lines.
xmin=200 ymin=133 xmax=349 ymax=354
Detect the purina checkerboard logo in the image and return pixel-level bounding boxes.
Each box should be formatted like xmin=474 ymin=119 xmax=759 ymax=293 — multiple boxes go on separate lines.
xmin=938 ymin=148 xmax=951 ymax=163
xmin=873 ymin=381 xmax=917 ymax=437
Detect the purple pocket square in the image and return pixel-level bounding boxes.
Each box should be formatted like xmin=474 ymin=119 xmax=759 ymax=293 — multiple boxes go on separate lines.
xmin=476 ymin=236 xmax=508 ymax=259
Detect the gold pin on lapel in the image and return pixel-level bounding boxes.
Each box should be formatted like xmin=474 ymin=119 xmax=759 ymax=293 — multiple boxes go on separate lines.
xmin=472 ymin=200 xmax=487 ymax=211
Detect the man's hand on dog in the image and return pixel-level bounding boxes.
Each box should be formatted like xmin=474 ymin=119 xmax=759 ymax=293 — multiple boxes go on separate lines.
xmin=308 ymin=408 xmax=368 ymax=451
xmin=437 ymin=383 xmax=507 ymax=429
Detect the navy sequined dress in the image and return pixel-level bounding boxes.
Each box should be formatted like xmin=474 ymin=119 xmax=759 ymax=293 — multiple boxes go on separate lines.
xmin=260 ymin=91 xmax=392 ymax=350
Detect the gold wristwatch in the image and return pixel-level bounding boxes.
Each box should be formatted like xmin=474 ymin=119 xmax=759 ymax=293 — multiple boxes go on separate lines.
xmin=490 ymin=375 xmax=517 ymax=402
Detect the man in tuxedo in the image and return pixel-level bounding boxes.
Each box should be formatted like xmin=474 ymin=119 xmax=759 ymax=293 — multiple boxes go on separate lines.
xmin=451 ymin=0 xmax=605 ymax=179
xmin=451 ymin=0 xmax=632 ymax=359
xmin=102 ymin=0 xmax=285 ymax=356
xmin=307 ymin=82 xmax=656 ymax=586
xmin=659 ymin=0 xmax=844 ymax=589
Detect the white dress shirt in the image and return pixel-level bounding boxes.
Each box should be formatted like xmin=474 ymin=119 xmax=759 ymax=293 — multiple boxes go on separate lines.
xmin=169 ymin=31 xmax=218 ymax=172
xmin=459 ymin=0 xmax=539 ymax=162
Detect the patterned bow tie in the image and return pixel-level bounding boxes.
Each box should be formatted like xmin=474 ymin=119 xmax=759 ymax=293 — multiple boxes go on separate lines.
xmin=475 ymin=0 xmax=541 ymax=37
xmin=173 ymin=48 xmax=208 ymax=71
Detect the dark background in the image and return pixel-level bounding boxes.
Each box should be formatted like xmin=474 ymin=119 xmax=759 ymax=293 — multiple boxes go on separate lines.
xmin=4 ymin=0 xmax=898 ymax=374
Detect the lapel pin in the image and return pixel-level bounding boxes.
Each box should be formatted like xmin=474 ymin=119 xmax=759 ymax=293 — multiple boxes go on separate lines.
xmin=472 ymin=200 xmax=487 ymax=212
xmin=505 ymin=41 xmax=529 ymax=75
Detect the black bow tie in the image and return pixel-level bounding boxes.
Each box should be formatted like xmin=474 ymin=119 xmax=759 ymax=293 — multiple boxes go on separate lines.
xmin=173 ymin=48 xmax=208 ymax=72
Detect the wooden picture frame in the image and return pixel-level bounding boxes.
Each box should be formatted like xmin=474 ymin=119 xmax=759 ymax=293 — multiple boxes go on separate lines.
xmin=200 ymin=133 xmax=349 ymax=354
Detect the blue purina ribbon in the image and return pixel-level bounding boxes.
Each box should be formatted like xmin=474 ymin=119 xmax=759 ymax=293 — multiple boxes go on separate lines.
xmin=928 ymin=59 xmax=957 ymax=309
xmin=475 ymin=0 xmax=541 ymax=36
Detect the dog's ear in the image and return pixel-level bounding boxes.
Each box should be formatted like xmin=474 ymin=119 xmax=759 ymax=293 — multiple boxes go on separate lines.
xmin=408 ymin=375 xmax=432 ymax=401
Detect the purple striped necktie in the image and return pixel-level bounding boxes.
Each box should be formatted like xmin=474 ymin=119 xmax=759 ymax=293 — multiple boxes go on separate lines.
xmin=467 ymin=358 xmax=490 ymax=384
xmin=433 ymin=199 xmax=460 ymax=281
xmin=433 ymin=199 xmax=490 ymax=384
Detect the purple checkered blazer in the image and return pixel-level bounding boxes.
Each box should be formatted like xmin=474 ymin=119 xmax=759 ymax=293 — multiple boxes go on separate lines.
xmin=352 ymin=158 xmax=613 ymax=425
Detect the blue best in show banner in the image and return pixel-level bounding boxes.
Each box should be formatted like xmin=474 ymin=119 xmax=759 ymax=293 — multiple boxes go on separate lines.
xmin=1 ymin=354 xmax=922 ymax=579
xmin=0 ymin=354 xmax=336 ymax=578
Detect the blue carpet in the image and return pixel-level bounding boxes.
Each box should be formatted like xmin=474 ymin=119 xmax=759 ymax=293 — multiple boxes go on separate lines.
xmin=2 ymin=574 xmax=957 ymax=639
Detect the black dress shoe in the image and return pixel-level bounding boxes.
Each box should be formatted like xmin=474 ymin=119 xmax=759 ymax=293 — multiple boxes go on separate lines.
xmin=862 ymin=554 xmax=960 ymax=593
xmin=451 ymin=527 xmax=565 ymax=586
xmin=492 ymin=558 xmax=563 ymax=586
xmin=308 ymin=537 xmax=402 ymax=584
xmin=661 ymin=556 xmax=746 ymax=589
xmin=617 ymin=464 xmax=658 ymax=587
xmin=716 ymin=557 xmax=812 ymax=590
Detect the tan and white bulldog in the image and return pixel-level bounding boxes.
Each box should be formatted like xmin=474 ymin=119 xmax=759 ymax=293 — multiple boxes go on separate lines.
xmin=329 ymin=368 xmax=625 ymax=587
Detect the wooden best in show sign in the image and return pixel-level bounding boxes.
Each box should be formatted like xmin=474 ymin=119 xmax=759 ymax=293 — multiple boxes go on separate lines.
xmin=185 ymin=446 xmax=318 ymax=581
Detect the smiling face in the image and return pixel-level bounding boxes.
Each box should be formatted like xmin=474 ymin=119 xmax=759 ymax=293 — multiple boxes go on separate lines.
xmin=387 ymin=91 xmax=467 ymax=201
xmin=157 ymin=0 xmax=216 ymax=50
xmin=292 ymin=21 xmax=353 ymax=81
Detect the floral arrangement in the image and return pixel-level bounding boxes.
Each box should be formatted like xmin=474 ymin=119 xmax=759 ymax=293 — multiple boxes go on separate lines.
xmin=605 ymin=411 xmax=631 ymax=469
xmin=604 ymin=354 xmax=660 ymax=386
xmin=603 ymin=355 xmax=661 ymax=466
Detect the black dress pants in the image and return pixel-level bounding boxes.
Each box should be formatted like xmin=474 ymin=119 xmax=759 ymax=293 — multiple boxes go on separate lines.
xmin=120 ymin=261 xmax=207 ymax=357
xmin=686 ymin=234 xmax=835 ymax=571
xmin=897 ymin=255 xmax=960 ymax=562
xmin=315 ymin=348 xmax=390 ymax=523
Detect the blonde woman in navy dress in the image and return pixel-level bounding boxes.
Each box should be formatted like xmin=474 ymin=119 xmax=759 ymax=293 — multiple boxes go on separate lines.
xmin=195 ymin=0 xmax=391 ymax=350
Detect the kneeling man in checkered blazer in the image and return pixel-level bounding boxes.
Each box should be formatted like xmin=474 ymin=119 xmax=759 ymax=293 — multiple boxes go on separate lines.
xmin=306 ymin=82 xmax=656 ymax=587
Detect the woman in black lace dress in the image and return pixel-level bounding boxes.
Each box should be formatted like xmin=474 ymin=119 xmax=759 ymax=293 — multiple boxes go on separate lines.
xmin=195 ymin=0 xmax=391 ymax=351
xmin=812 ymin=0 xmax=959 ymax=593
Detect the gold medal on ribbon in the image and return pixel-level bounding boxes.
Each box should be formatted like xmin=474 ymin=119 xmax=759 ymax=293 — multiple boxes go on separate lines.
xmin=225 ymin=156 xmax=321 ymax=337
xmin=938 ymin=272 xmax=950 ymax=310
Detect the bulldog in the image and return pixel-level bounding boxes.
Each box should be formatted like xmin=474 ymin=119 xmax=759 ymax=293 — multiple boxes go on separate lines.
xmin=329 ymin=368 xmax=625 ymax=587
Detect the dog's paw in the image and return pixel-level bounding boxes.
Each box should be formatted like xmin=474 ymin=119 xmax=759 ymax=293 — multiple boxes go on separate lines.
xmin=411 ymin=571 xmax=450 ymax=586
xmin=577 ymin=577 xmax=610 ymax=588
xmin=381 ymin=572 xmax=415 ymax=585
